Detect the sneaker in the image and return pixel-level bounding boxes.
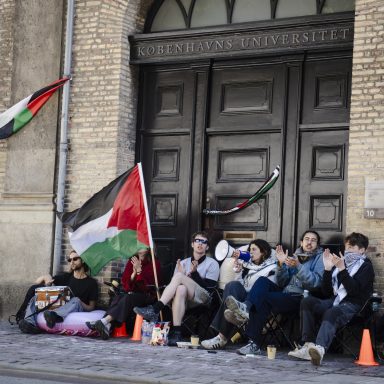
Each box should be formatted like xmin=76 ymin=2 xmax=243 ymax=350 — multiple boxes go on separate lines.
xmin=224 ymin=309 xmax=247 ymax=328
xmin=308 ymin=344 xmax=325 ymax=366
xmin=225 ymin=296 xmax=249 ymax=321
xmin=43 ymin=311 xmax=63 ymax=329
xmin=85 ymin=321 xmax=96 ymax=331
xmin=201 ymin=334 xmax=227 ymax=350
xmin=167 ymin=330 xmax=183 ymax=347
xmin=133 ymin=305 xmax=159 ymax=323
xmin=18 ymin=319 xmax=42 ymax=334
xmin=237 ymin=341 xmax=262 ymax=356
xmin=94 ymin=320 xmax=110 ymax=340
xmin=288 ymin=342 xmax=314 ymax=361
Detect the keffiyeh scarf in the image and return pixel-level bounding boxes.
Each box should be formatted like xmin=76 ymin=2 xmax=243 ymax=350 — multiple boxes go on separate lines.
xmin=332 ymin=251 xmax=366 ymax=306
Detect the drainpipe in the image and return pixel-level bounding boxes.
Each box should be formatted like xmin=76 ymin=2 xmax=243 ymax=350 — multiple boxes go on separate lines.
xmin=52 ymin=0 xmax=75 ymax=275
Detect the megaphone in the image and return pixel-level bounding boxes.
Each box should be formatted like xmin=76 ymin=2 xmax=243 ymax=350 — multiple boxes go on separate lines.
xmin=215 ymin=240 xmax=235 ymax=261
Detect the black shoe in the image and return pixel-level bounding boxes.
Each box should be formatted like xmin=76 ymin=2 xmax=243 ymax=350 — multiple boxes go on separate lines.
xmin=94 ymin=320 xmax=110 ymax=340
xmin=167 ymin=330 xmax=183 ymax=347
xmin=85 ymin=321 xmax=97 ymax=331
xmin=18 ymin=319 xmax=42 ymax=334
xmin=133 ymin=305 xmax=159 ymax=323
xmin=43 ymin=311 xmax=62 ymax=329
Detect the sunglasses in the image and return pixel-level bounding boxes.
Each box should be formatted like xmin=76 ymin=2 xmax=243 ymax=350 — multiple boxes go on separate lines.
xmin=67 ymin=256 xmax=80 ymax=263
xmin=194 ymin=238 xmax=208 ymax=244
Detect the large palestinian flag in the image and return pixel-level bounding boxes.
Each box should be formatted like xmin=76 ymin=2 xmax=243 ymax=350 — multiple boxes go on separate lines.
xmin=0 ymin=77 xmax=69 ymax=140
xmin=58 ymin=164 xmax=150 ymax=275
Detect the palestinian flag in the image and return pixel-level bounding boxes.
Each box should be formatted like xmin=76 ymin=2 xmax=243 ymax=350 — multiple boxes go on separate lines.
xmin=203 ymin=165 xmax=280 ymax=216
xmin=0 ymin=77 xmax=69 ymax=140
xmin=58 ymin=164 xmax=150 ymax=275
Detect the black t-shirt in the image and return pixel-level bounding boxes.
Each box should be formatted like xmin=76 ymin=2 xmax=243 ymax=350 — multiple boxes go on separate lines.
xmin=53 ymin=273 xmax=98 ymax=305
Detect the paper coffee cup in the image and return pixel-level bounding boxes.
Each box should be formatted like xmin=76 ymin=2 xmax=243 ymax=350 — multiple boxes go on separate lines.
xmin=190 ymin=335 xmax=199 ymax=346
xmin=267 ymin=345 xmax=276 ymax=359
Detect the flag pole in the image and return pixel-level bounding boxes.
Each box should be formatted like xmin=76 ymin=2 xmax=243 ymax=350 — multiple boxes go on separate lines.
xmin=137 ymin=163 xmax=161 ymax=304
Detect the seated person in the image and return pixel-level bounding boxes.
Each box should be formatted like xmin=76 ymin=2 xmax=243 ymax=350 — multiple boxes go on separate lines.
xmin=19 ymin=250 xmax=98 ymax=333
xmin=201 ymin=239 xmax=276 ymax=350
xmin=225 ymin=230 xmax=324 ymax=356
xmin=288 ymin=232 xmax=374 ymax=365
xmin=134 ymin=231 xmax=219 ymax=346
xmin=86 ymin=247 xmax=161 ymax=339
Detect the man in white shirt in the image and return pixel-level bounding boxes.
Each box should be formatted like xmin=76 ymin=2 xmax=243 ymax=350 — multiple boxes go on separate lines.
xmin=134 ymin=231 xmax=219 ymax=345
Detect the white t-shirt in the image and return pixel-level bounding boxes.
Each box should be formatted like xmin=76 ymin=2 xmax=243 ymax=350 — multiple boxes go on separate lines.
xmin=175 ymin=256 xmax=220 ymax=282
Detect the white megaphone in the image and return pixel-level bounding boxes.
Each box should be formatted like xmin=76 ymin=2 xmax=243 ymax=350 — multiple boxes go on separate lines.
xmin=215 ymin=240 xmax=235 ymax=261
xmin=215 ymin=240 xmax=240 ymax=289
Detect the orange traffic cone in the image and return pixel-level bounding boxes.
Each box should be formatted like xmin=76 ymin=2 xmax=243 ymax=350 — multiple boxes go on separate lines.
xmin=355 ymin=328 xmax=379 ymax=366
xmin=130 ymin=314 xmax=143 ymax=341
xmin=112 ymin=322 xmax=129 ymax=338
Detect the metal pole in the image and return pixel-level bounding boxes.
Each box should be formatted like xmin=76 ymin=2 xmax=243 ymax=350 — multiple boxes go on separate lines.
xmin=52 ymin=0 xmax=74 ymax=275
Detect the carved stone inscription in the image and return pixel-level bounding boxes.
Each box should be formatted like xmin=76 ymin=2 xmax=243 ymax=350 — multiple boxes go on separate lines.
xmin=131 ymin=23 xmax=353 ymax=63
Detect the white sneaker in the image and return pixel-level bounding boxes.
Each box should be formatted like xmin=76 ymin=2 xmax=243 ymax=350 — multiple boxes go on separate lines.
xmin=237 ymin=341 xmax=262 ymax=356
xmin=224 ymin=309 xmax=247 ymax=328
xmin=308 ymin=344 xmax=325 ymax=366
xmin=201 ymin=334 xmax=227 ymax=350
xmin=225 ymin=296 xmax=249 ymax=321
xmin=288 ymin=342 xmax=314 ymax=361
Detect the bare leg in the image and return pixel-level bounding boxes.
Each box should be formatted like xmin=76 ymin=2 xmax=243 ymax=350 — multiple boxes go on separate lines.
xmin=160 ymin=272 xmax=196 ymax=305
xmin=172 ymin=285 xmax=188 ymax=326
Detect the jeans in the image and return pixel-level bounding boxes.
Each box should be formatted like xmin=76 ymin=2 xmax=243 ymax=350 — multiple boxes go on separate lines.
xmin=211 ymin=281 xmax=247 ymax=338
xmin=24 ymin=297 xmax=85 ymax=327
xmin=245 ymin=277 xmax=301 ymax=345
xmin=300 ymin=296 xmax=360 ymax=350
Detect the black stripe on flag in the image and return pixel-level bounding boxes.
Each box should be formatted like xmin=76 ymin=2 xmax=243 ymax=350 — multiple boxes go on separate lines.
xmin=28 ymin=78 xmax=69 ymax=104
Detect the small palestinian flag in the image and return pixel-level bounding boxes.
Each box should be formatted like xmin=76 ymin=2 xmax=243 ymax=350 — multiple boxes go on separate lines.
xmin=0 ymin=77 xmax=69 ymax=140
xmin=58 ymin=164 xmax=150 ymax=275
xmin=203 ymin=165 xmax=280 ymax=216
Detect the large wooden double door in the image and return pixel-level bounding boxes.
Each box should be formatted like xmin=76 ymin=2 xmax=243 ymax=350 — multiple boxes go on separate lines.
xmin=138 ymin=52 xmax=351 ymax=264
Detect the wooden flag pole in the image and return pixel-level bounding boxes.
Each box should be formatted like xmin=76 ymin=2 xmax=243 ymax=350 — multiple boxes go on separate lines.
xmin=137 ymin=163 xmax=163 ymax=321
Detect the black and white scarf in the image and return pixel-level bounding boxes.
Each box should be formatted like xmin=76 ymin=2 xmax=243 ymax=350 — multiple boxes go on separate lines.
xmin=332 ymin=251 xmax=365 ymax=306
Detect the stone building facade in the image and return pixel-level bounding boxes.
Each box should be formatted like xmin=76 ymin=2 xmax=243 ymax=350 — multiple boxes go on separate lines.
xmin=0 ymin=0 xmax=383 ymax=318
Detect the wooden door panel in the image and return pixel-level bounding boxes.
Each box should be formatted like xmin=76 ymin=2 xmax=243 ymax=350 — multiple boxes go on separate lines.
xmin=141 ymin=68 xmax=195 ymax=131
xmin=301 ymin=58 xmax=352 ymax=125
xmin=205 ymin=132 xmax=281 ymax=245
xmin=139 ymin=66 xmax=201 ymax=265
xmin=297 ymin=130 xmax=349 ymax=252
xmin=141 ymin=134 xmax=192 ymax=263
xmin=209 ymin=64 xmax=286 ymax=130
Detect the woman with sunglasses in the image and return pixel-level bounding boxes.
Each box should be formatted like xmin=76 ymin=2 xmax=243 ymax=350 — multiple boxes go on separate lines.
xmin=201 ymin=239 xmax=276 ymax=350
xmin=134 ymin=231 xmax=220 ymax=346
xmin=86 ymin=247 xmax=161 ymax=340
xmin=18 ymin=250 xmax=98 ymax=334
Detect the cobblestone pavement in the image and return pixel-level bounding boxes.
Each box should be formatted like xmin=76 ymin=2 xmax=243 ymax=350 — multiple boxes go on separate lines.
xmin=0 ymin=321 xmax=383 ymax=384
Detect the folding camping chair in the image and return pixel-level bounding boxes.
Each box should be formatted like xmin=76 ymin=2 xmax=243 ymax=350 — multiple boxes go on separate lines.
xmin=334 ymin=294 xmax=382 ymax=359
xmin=259 ymin=310 xmax=297 ymax=349
xmin=181 ymin=286 xmax=223 ymax=339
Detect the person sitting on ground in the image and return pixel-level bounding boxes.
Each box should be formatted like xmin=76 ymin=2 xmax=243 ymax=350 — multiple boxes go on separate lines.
xmin=19 ymin=250 xmax=98 ymax=334
xmin=86 ymin=247 xmax=161 ymax=339
xmin=288 ymin=232 xmax=374 ymax=366
xmin=134 ymin=231 xmax=220 ymax=346
xmin=201 ymin=239 xmax=276 ymax=350
xmin=225 ymin=230 xmax=324 ymax=356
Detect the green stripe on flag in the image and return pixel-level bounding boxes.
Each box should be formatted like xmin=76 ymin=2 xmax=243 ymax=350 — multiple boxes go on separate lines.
xmin=13 ymin=108 xmax=33 ymax=133
xmin=80 ymin=229 xmax=149 ymax=275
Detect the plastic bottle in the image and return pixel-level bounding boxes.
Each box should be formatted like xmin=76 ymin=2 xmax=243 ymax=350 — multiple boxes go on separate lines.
xmin=372 ymin=292 xmax=380 ymax=312
xmin=141 ymin=320 xmax=153 ymax=344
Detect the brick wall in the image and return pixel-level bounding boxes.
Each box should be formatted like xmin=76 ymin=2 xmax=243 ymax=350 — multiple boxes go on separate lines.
xmin=348 ymin=0 xmax=384 ymax=294
xmin=62 ymin=0 xmax=154 ymax=298
xmin=0 ymin=0 xmax=15 ymax=195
